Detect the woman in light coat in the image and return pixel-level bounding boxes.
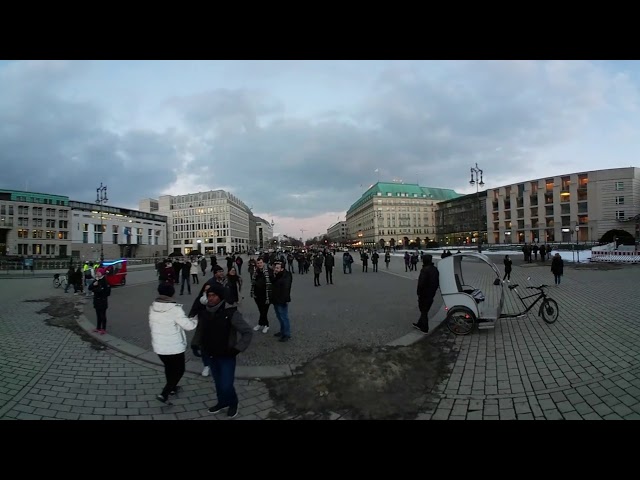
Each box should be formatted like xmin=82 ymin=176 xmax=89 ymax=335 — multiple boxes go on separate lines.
xmin=190 ymin=260 xmax=200 ymax=284
xmin=149 ymin=282 xmax=198 ymax=405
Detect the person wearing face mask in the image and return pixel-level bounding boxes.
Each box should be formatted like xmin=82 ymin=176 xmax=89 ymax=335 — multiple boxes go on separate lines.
xmin=192 ymin=283 xmax=253 ymax=418
xmin=89 ymin=267 xmax=111 ymax=334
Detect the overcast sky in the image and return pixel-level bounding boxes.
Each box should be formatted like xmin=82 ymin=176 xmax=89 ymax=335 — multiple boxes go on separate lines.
xmin=1 ymin=60 xmax=639 ymax=238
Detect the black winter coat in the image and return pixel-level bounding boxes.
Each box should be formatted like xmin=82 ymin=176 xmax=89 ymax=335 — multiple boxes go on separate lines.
xmin=89 ymin=277 xmax=111 ymax=309
xmin=417 ymin=264 xmax=439 ymax=299
xmin=551 ymin=256 xmax=564 ymax=275
xmin=271 ymin=270 xmax=292 ymax=304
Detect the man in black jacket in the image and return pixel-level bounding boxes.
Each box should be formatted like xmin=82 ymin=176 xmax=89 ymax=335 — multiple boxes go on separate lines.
xmin=413 ymin=254 xmax=439 ymax=334
xmin=180 ymin=259 xmax=192 ymax=295
xmin=89 ymin=268 xmax=111 ymax=334
xmin=271 ymin=261 xmax=293 ymax=342
xmin=191 ymin=282 xmax=252 ymax=418
xmin=324 ymin=251 xmax=335 ymax=284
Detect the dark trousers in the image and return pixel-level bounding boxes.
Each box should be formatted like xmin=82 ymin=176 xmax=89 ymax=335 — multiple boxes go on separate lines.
xmin=417 ymin=296 xmax=434 ymax=331
xmin=288 ymin=262 xmax=294 ymax=273
xmin=210 ymin=355 xmax=238 ymax=408
xmin=314 ymin=273 xmax=321 ymax=286
xmin=362 ymin=262 xmax=368 ymax=272
xmin=385 ymin=261 xmax=390 ymax=269
xmin=325 ymin=266 xmax=333 ymax=284
xmin=255 ymin=297 xmax=270 ymax=326
xmin=180 ymin=276 xmax=191 ymax=294
xmin=201 ymin=267 xmax=206 ymax=276
xmin=95 ymin=308 xmax=107 ymax=330
xmin=191 ymin=273 xmax=199 ymax=284
xmin=298 ymin=262 xmax=304 ymax=274
xmin=158 ymin=352 xmax=185 ymax=398
xmin=405 ymin=263 xmax=410 ymax=272
xmin=503 ymin=271 xmax=511 ymax=280
xmin=372 ymin=262 xmax=378 ymax=272
xmin=554 ymin=274 xmax=562 ymax=285
xmin=236 ymin=264 xmax=242 ymax=275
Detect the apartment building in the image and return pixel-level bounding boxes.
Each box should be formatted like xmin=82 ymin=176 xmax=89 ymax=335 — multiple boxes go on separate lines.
xmin=346 ymin=182 xmax=461 ymax=249
xmin=486 ymin=167 xmax=640 ymax=244
xmin=327 ymin=221 xmax=349 ymax=244
xmin=255 ymin=216 xmax=273 ymax=250
xmin=69 ymin=201 xmax=167 ymax=260
xmin=0 ymin=189 xmax=71 ymax=258
xmin=141 ymin=190 xmax=252 ymax=256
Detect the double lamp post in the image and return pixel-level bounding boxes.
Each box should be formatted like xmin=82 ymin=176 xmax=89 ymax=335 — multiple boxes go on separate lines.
xmin=96 ymin=183 xmax=108 ymax=263
xmin=469 ymin=163 xmax=485 ymax=253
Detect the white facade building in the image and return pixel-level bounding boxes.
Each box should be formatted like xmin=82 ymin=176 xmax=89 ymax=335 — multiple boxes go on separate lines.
xmin=327 ymin=221 xmax=348 ymax=244
xmin=486 ymin=167 xmax=640 ymax=244
xmin=255 ymin=217 xmax=273 ymax=250
xmin=70 ymin=201 xmax=167 ymax=260
xmin=141 ymin=190 xmax=252 ymax=256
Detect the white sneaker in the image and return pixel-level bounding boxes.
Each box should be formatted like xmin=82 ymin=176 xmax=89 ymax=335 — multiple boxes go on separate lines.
xmin=253 ymin=325 xmax=261 ymax=331
xmin=262 ymin=326 xmax=269 ymax=334
xmin=201 ymin=366 xmax=210 ymax=377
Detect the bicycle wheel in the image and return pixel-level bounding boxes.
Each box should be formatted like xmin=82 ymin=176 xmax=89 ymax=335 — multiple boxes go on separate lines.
xmin=53 ymin=278 xmax=61 ymax=288
xmin=541 ymin=298 xmax=559 ymax=324
xmin=446 ymin=307 xmax=476 ymax=335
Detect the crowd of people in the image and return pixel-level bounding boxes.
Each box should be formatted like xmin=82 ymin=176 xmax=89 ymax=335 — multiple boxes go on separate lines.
xmin=85 ymin=243 xmax=566 ymax=418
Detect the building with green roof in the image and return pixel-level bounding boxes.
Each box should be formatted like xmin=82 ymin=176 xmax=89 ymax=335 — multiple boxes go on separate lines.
xmin=345 ymin=182 xmax=462 ymax=249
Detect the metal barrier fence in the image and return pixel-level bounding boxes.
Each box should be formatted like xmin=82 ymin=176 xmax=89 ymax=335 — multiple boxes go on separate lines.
xmin=0 ymin=257 xmax=155 ymax=275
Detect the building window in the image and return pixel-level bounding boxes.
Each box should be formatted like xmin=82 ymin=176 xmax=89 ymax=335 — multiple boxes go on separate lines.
xmin=83 ymin=232 xmax=88 ymax=243
xmin=615 ymin=181 xmax=624 ymax=191
xmin=615 ymin=196 xmax=624 ymax=205
xmin=137 ymin=228 xmax=143 ymax=244
xmin=94 ymin=233 xmax=103 ymax=244
xmin=8 ymin=206 xmax=13 ymax=215
xmin=616 ymin=210 xmax=625 ymax=220
xmin=0 ymin=205 xmax=4 ymax=215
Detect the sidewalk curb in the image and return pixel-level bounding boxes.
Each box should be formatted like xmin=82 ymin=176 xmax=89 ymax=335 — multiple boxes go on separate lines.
xmin=75 ymin=299 xmax=446 ymax=380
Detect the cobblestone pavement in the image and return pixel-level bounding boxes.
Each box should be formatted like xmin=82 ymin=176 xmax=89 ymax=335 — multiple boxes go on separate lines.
xmin=2 ymin=256 xmax=640 ymax=419
xmin=423 ymin=258 xmax=640 ymax=420
xmin=92 ymin=256 xmax=443 ymax=367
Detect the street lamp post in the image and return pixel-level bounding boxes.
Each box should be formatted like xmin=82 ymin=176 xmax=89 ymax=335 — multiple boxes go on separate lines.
xmin=469 ymin=163 xmax=485 ymax=253
xmin=96 ymin=183 xmax=108 ymax=263
xmin=575 ymin=224 xmax=580 ymax=263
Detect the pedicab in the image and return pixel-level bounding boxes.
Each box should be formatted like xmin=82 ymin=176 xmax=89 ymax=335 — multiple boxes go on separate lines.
xmin=101 ymin=259 xmax=128 ymax=286
xmin=438 ymin=252 xmax=559 ymax=335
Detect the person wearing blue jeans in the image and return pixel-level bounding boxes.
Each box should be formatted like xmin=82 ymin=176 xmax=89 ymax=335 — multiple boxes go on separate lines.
xmin=193 ymin=283 xmax=253 ymax=418
xmin=271 ymin=261 xmax=292 ymax=342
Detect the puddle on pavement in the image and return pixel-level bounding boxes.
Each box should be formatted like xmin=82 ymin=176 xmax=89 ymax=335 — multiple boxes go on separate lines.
xmin=264 ymin=325 xmax=459 ymax=420
xmin=26 ymin=297 xmax=107 ymax=351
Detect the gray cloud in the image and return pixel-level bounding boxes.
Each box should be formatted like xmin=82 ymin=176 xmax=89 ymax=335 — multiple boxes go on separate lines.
xmin=1 ymin=60 xmax=636 ymax=226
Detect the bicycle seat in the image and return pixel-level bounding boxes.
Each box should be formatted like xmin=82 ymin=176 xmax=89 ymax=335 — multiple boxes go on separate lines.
xmin=508 ymin=284 xmax=519 ymax=290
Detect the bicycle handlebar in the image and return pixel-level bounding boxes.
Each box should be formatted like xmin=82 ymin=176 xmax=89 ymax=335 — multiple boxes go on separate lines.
xmin=526 ymin=285 xmax=548 ymax=290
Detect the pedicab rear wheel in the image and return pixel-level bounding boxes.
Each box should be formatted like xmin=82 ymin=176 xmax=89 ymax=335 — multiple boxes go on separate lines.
xmin=446 ymin=307 xmax=476 ymax=336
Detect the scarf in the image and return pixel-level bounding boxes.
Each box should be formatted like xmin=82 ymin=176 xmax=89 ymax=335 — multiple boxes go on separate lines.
xmin=250 ymin=264 xmax=271 ymax=304
xmin=205 ymin=300 xmax=226 ymax=314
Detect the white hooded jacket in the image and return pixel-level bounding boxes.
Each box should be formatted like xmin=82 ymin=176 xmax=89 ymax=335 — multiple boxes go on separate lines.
xmin=149 ymin=297 xmax=198 ymax=355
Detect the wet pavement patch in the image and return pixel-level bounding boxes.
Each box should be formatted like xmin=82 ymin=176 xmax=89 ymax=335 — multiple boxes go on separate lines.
xmin=264 ymin=326 xmax=459 ymax=420
xmin=26 ymin=297 xmax=107 ymax=351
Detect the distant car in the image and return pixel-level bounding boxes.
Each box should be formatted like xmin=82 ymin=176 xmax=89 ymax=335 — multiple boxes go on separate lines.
xmin=342 ymin=247 xmax=349 ymax=252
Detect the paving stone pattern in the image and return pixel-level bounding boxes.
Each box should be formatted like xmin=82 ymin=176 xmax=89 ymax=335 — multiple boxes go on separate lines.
xmin=2 ymin=258 xmax=640 ymax=419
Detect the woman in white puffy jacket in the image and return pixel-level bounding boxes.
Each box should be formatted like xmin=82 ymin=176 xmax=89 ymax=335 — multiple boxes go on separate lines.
xmin=190 ymin=259 xmax=200 ymax=284
xmin=149 ymin=282 xmax=198 ymax=405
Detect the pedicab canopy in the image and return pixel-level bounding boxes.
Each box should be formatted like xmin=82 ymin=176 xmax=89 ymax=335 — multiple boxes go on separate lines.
xmin=438 ymin=252 xmax=503 ymax=323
